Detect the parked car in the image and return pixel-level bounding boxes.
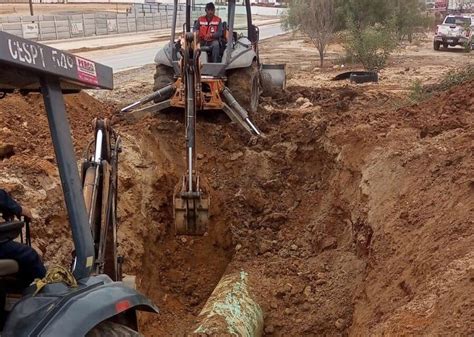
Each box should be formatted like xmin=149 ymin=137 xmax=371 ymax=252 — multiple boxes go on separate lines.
xmin=434 ymin=15 xmax=473 ymax=51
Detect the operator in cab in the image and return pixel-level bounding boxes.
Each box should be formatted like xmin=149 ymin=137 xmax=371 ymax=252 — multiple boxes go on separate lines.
xmin=0 ymin=189 xmax=46 ymax=286
xmin=194 ymin=2 xmax=223 ymax=63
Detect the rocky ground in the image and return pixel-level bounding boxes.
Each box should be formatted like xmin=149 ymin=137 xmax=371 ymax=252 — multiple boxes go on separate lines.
xmin=1 ymin=33 xmax=473 ymax=336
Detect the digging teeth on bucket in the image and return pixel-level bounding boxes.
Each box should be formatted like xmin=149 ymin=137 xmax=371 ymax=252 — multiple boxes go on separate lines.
xmin=174 ymin=176 xmax=210 ymax=236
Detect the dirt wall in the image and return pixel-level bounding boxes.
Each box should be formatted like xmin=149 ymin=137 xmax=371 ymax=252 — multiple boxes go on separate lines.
xmin=0 ymin=80 xmax=472 ymax=336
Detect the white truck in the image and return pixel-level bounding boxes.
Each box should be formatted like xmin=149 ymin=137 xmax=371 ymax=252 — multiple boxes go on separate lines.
xmin=434 ymin=15 xmax=473 ymax=51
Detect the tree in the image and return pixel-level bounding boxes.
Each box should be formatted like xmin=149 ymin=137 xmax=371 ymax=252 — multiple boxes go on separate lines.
xmin=343 ymin=19 xmax=397 ymax=71
xmin=392 ymin=0 xmax=431 ymax=42
xmin=339 ymin=0 xmax=427 ymax=72
xmin=341 ymin=0 xmax=428 ymax=41
xmin=285 ymin=0 xmax=337 ymax=68
xmin=284 ymin=0 xmax=428 ymax=69
xmin=342 ymin=0 xmax=393 ymax=28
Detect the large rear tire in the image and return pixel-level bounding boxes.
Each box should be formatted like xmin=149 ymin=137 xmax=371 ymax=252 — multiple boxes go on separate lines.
xmin=153 ymin=64 xmax=174 ymax=92
xmin=86 ymin=321 xmax=143 ymax=337
xmin=227 ymin=62 xmax=260 ymax=114
xmin=434 ymin=41 xmax=441 ymax=51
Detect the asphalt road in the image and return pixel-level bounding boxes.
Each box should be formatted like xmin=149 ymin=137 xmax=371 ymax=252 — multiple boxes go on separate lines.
xmin=85 ymin=23 xmax=284 ymax=72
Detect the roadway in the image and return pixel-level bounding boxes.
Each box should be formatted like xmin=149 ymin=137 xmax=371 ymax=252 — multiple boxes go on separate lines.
xmin=80 ymin=23 xmax=284 ymax=72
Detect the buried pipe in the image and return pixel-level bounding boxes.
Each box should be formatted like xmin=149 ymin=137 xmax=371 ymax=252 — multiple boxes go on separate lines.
xmin=189 ymin=271 xmax=263 ymax=337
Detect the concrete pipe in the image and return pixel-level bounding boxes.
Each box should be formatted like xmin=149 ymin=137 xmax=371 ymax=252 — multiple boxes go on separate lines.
xmin=190 ymin=271 xmax=263 ymax=337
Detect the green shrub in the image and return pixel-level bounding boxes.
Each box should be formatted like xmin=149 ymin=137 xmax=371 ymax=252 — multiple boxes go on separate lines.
xmin=343 ymin=20 xmax=397 ymax=71
xmin=435 ymin=65 xmax=474 ymax=91
xmin=408 ymin=79 xmax=428 ymax=103
xmin=407 ymin=65 xmax=474 ymax=104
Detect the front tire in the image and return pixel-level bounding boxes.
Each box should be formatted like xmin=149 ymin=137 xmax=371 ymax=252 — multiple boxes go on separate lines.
xmin=86 ymin=321 xmax=143 ymax=337
xmin=227 ymin=62 xmax=260 ymax=114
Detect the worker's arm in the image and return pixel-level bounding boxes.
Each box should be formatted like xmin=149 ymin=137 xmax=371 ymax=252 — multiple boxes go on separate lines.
xmin=213 ymin=21 xmax=223 ymax=39
xmin=193 ymin=20 xmax=200 ymax=33
xmin=0 ymin=189 xmax=22 ymax=217
xmin=0 ymin=189 xmax=32 ymax=220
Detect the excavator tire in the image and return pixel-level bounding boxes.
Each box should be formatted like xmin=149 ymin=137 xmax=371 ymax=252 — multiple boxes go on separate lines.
xmin=153 ymin=64 xmax=175 ymax=92
xmin=227 ymin=61 xmax=260 ymax=114
xmin=86 ymin=321 xmax=143 ymax=337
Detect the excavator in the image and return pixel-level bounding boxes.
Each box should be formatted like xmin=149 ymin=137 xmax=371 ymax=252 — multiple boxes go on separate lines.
xmin=0 ymin=32 xmax=157 ymax=336
xmin=121 ymin=0 xmax=286 ymax=236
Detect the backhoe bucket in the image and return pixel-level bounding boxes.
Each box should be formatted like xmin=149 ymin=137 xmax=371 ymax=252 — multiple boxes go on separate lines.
xmin=261 ymin=64 xmax=286 ymax=95
xmin=173 ymin=176 xmax=210 ymax=236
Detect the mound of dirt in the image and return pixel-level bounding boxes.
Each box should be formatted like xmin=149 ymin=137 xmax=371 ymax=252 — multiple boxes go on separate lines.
xmin=397 ymin=80 xmax=473 ymax=137
xmin=120 ymin=79 xmax=472 ymax=336
xmin=0 ymin=92 xmax=112 ymax=265
xmin=0 ymin=78 xmax=471 ymax=336
xmin=0 ymin=91 xmax=112 ymax=168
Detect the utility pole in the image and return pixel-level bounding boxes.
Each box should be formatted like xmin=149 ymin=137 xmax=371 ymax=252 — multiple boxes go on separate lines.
xmin=29 ymin=0 xmax=34 ymax=16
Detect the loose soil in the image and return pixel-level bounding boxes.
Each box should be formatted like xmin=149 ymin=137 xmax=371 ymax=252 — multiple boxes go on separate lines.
xmin=1 ymin=33 xmax=473 ymax=336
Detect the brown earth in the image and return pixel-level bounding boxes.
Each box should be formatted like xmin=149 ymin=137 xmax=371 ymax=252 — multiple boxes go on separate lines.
xmin=0 ymin=92 xmax=112 ymax=265
xmin=1 ymin=33 xmax=473 ymax=336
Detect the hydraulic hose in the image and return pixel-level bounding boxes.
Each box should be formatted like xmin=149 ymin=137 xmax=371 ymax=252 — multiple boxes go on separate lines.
xmin=121 ymin=84 xmax=176 ymax=113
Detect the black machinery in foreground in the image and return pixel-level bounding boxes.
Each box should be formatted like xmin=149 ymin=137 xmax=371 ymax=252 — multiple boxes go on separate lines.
xmin=0 ymin=31 xmax=157 ymax=336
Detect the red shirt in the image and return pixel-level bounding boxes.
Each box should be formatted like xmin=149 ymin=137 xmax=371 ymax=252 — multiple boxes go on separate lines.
xmin=197 ymin=15 xmax=222 ymax=41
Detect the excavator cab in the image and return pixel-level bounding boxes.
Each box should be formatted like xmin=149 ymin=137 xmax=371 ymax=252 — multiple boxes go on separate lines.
xmin=0 ymin=31 xmax=157 ymax=336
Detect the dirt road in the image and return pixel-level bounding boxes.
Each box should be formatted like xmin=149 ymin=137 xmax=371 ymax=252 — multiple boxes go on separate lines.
xmin=0 ymin=33 xmax=472 ymax=336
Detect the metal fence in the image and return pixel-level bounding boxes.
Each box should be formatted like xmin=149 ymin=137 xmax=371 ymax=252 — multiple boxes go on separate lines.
xmin=0 ymin=0 xmax=65 ymax=3
xmin=0 ymin=4 xmax=201 ymax=41
xmin=0 ymin=3 xmax=282 ymax=41
xmin=131 ymin=3 xmax=206 ymax=14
